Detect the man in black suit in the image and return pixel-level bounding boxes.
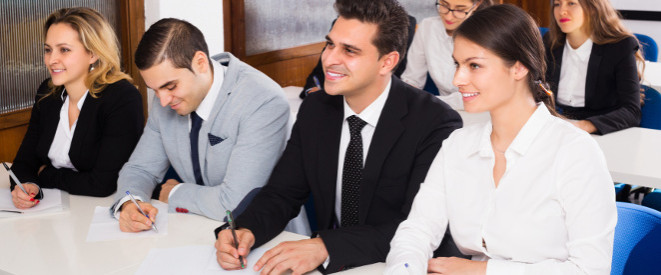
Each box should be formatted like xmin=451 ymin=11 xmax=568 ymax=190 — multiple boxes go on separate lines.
xmin=215 ymin=0 xmax=462 ymax=273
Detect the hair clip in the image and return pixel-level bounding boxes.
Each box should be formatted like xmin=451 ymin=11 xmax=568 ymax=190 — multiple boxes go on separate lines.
xmin=536 ymin=80 xmax=553 ymax=97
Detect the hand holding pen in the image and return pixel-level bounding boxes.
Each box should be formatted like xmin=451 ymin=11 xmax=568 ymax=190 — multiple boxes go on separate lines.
xmin=4 ymin=162 xmax=41 ymax=209
xmin=215 ymin=211 xmax=256 ymax=270
xmin=118 ymin=191 xmax=159 ymax=232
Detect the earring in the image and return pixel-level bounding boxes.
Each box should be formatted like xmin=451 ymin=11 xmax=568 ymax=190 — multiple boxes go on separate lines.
xmin=89 ymin=64 xmax=95 ymax=72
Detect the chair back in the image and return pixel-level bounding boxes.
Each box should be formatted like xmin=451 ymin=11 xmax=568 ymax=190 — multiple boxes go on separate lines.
xmin=634 ymin=33 xmax=658 ymax=62
xmin=640 ymin=85 xmax=661 ymax=130
xmin=611 ymin=202 xmax=661 ymax=275
xmin=539 ymin=27 xmax=549 ymax=37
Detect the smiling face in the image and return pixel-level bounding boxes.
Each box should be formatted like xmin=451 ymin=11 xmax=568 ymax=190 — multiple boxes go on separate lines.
xmin=44 ymin=23 xmax=97 ymax=91
xmin=453 ymin=36 xmax=525 ymax=114
xmin=553 ymin=0 xmax=587 ymax=36
xmin=438 ymin=0 xmax=478 ymax=33
xmin=139 ymin=55 xmax=211 ymax=116
xmin=321 ymin=16 xmax=389 ymax=99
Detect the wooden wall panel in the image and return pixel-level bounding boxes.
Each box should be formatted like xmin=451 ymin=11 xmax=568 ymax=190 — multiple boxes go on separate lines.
xmin=0 ymin=109 xmax=31 ymax=163
xmin=243 ymin=42 xmax=325 ymax=87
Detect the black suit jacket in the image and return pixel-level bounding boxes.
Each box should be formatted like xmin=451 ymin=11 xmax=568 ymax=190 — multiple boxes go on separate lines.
xmin=10 ymin=79 xmax=144 ymax=197
xmin=230 ymin=76 xmax=462 ymax=272
xmin=545 ymin=36 xmax=641 ymax=134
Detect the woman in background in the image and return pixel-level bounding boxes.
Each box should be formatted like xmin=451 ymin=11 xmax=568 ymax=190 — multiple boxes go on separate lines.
xmin=10 ymin=7 xmax=144 ymax=208
xmin=545 ymin=0 xmax=643 ymax=134
xmin=386 ymin=5 xmax=616 ymax=274
xmin=400 ymin=0 xmax=492 ymax=108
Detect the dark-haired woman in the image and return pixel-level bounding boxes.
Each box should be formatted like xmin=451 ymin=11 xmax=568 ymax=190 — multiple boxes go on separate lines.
xmin=386 ymin=4 xmax=615 ymax=274
xmin=10 ymin=7 xmax=143 ymax=208
xmin=545 ymin=0 xmax=643 ymax=134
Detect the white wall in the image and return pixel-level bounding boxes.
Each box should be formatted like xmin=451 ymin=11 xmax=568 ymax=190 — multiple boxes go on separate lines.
xmin=143 ymin=0 xmax=224 ymax=108
xmin=610 ymin=0 xmax=661 ymax=51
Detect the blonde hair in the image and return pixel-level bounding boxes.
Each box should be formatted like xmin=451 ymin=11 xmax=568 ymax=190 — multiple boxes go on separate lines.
xmin=547 ymin=0 xmax=644 ymax=77
xmin=43 ymin=7 xmax=132 ymax=98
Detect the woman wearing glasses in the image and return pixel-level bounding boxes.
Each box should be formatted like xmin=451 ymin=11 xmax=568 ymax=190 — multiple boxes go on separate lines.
xmin=544 ymin=0 xmax=644 ymax=134
xmin=386 ymin=4 xmax=615 ymax=274
xmin=400 ymin=0 xmax=491 ymax=105
xmin=10 ymin=7 xmax=144 ymax=208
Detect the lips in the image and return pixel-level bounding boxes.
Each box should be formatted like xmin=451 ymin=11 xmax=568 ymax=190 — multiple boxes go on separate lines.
xmin=559 ymin=18 xmax=570 ymax=23
xmin=325 ymin=71 xmax=346 ymax=81
xmin=460 ymin=92 xmax=479 ymax=102
xmin=445 ymin=20 xmax=454 ymax=25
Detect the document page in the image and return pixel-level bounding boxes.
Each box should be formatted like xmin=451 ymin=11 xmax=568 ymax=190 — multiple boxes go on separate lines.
xmin=86 ymin=200 xmax=168 ymax=242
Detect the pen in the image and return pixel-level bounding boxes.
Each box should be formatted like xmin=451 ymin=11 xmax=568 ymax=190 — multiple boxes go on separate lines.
xmin=313 ymin=75 xmax=322 ymax=90
xmin=3 ymin=162 xmax=29 ymax=195
xmin=226 ymin=210 xmax=245 ymax=269
xmin=126 ymin=191 xmax=158 ymax=232
xmin=0 ymin=210 xmax=23 ymax=214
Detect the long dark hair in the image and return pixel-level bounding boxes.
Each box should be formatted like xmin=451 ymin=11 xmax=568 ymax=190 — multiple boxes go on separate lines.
xmin=454 ymin=4 xmax=557 ymax=116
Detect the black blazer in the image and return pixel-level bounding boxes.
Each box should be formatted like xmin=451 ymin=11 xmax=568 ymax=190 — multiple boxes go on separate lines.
xmin=545 ymin=35 xmax=641 ymax=134
xmin=230 ymin=76 xmax=462 ymax=272
xmin=10 ymin=79 xmax=144 ymax=197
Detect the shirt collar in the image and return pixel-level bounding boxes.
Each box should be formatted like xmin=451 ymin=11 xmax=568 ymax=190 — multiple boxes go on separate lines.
xmin=61 ymin=88 xmax=89 ymax=111
xmin=194 ymin=59 xmax=226 ymax=121
xmin=565 ymin=38 xmax=593 ymax=61
xmin=342 ymin=78 xmax=392 ymax=127
xmin=475 ymin=104 xmax=553 ymax=157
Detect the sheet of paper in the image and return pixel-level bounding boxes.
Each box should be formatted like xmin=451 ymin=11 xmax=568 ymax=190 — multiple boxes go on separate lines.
xmin=136 ymin=245 xmax=321 ymax=275
xmin=85 ymin=200 xmax=168 ymax=242
xmin=0 ymin=188 xmax=65 ymax=216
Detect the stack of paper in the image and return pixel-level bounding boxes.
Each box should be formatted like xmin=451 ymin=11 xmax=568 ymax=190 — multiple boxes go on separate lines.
xmin=0 ymin=188 xmax=67 ymax=217
xmin=86 ymin=200 xmax=168 ymax=242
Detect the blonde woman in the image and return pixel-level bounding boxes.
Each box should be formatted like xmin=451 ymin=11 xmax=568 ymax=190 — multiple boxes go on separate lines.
xmin=10 ymin=7 xmax=143 ymax=208
xmin=545 ymin=0 xmax=644 ymax=134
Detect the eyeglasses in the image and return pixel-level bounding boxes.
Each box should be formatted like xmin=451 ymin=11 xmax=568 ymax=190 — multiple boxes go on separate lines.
xmin=435 ymin=1 xmax=477 ymax=19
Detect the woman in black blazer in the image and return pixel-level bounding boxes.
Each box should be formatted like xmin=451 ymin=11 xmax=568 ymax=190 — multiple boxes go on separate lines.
xmin=10 ymin=8 xmax=143 ymax=208
xmin=544 ymin=0 xmax=643 ymax=135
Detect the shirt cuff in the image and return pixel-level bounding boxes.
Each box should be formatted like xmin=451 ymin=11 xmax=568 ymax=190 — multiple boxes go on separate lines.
xmin=168 ymin=184 xmax=183 ymax=199
xmin=112 ymin=194 xmax=146 ymax=220
xmin=486 ymin=259 xmax=524 ymax=275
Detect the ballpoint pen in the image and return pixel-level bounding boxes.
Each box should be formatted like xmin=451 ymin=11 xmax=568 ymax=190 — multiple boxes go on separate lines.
xmin=126 ymin=191 xmax=158 ymax=232
xmin=226 ymin=210 xmax=245 ymax=269
xmin=313 ymin=75 xmax=322 ymax=90
xmin=3 ymin=162 xmax=29 ymax=195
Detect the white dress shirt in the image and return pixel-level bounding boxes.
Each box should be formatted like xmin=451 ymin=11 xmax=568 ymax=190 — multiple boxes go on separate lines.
xmin=401 ymin=17 xmax=458 ymax=98
xmin=48 ymin=90 xmax=89 ymax=171
xmin=113 ymin=60 xmax=226 ymax=217
xmin=557 ymin=38 xmax=593 ymax=107
xmin=385 ymin=105 xmax=617 ymax=275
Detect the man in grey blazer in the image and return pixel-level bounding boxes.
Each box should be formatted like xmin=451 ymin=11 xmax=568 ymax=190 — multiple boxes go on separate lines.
xmin=111 ymin=18 xmax=289 ymax=232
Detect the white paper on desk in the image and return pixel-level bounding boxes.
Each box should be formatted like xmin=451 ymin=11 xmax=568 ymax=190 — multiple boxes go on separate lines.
xmin=136 ymin=245 xmax=321 ymax=275
xmin=0 ymin=188 xmax=65 ymax=215
xmin=85 ymin=200 xmax=168 ymax=242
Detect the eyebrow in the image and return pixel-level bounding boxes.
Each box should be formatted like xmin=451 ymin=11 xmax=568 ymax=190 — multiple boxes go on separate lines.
xmin=452 ymin=56 xmax=487 ymax=63
xmin=325 ymin=35 xmax=362 ymax=54
xmin=157 ymin=80 xmax=177 ymax=90
xmin=43 ymin=43 xmax=72 ymax=47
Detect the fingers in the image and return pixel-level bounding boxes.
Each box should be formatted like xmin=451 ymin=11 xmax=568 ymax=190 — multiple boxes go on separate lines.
xmin=11 ymin=188 xmax=37 ymax=209
xmin=118 ymin=202 xmax=155 ymax=232
xmin=141 ymin=202 xmax=158 ymax=223
xmin=216 ymin=229 xmax=254 ymax=270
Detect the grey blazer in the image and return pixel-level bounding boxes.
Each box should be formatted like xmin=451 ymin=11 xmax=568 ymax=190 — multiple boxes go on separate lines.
xmin=112 ymin=53 xmax=290 ymax=220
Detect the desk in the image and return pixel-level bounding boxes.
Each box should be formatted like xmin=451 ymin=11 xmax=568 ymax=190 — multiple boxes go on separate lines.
xmin=592 ymin=127 xmax=661 ymax=189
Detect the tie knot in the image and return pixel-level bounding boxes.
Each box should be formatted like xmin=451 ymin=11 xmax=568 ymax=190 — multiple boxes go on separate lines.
xmin=347 ymin=115 xmax=367 ymax=134
xmin=191 ymin=111 xmax=203 ymax=127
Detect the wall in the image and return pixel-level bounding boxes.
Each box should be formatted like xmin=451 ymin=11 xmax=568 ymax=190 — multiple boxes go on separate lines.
xmin=610 ymin=0 xmax=661 ymax=47
xmin=143 ymin=0 xmax=224 ymax=109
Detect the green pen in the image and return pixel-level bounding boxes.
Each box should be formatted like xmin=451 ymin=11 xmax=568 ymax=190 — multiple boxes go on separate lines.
xmin=226 ymin=210 xmax=245 ymax=269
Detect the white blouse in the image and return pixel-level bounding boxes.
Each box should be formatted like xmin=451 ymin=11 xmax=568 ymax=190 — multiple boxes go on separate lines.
xmin=557 ymin=38 xmax=593 ymax=107
xmin=385 ymin=105 xmax=616 ymax=275
xmin=401 ymin=17 xmax=457 ymax=97
xmin=48 ymin=90 xmax=88 ymax=171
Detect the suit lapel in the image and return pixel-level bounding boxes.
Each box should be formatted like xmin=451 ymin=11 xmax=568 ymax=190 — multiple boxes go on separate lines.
xmin=39 ymin=92 xmax=65 ymax=160
xmin=359 ymin=77 xmax=406 ymax=222
xmin=69 ymin=93 xmax=95 ymax=163
xmin=176 ymin=113 xmax=194 ymax=182
xmin=585 ymin=43 xmax=603 ymax=106
xmin=550 ymin=45 xmax=564 ymax=99
xmin=316 ymin=95 xmax=343 ymax=227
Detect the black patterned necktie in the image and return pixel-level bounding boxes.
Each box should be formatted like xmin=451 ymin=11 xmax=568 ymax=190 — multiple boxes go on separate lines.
xmin=341 ymin=115 xmax=367 ymax=227
xmin=190 ymin=111 xmax=204 ymax=186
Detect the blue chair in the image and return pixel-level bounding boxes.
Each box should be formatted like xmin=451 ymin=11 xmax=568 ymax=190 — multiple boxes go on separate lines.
xmin=611 ymin=202 xmax=661 ymax=275
xmin=642 ymin=189 xmax=661 ymax=212
xmin=640 ymin=85 xmax=661 ymax=130
xmin=634 ymin=33 xmax=658 ymax=62
xmin=422 ymin=72 xmax=440 ymax=95
xmin=539 ymin=27 xmax=549 ymax=37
